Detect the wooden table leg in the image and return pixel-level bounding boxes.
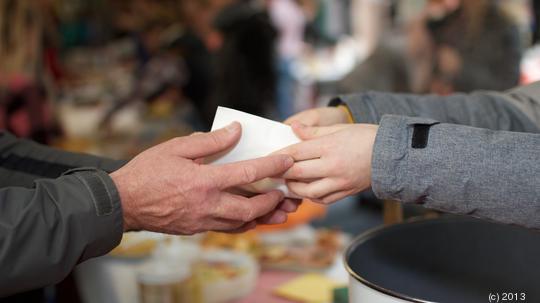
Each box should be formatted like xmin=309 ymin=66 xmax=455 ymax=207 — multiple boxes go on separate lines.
xmin=383 ymin=199 xmax=403 ymax=225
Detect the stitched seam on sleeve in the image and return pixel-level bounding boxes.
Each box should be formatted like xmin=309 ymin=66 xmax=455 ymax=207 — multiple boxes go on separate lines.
xmin=73 ymin=172 xmax=113 ymax=216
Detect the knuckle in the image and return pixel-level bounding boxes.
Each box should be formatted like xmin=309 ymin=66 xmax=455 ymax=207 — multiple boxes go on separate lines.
xmin=321 ymin=197 xmax=334 ymax=205
xmin=291 ymin=165 xmax=304 ymax=178
xmin=307 ymin=188 xmax=322 ymax=199
xmin=332 ymin=157 xmax=344 ymax=169
xmin=186 ymin=176 xmax=211 ymax=194
xmin=202 ymin=171 xmax=219 ymax=189
xmin=169 ymin=137 xmax=185 ymax=147
xmin=341 ymin=178 xmax=354 ymax=189
xmin=234 ymin=221 xmax=246 ymax=230
xmin=241 ymin=165 xmax=257 ymax=184
xmin=311 ymin=198 xmax=324 ymax=204
xmin=291 ymin=187 xmax=306 ymax=198
xmin=329 ymin=160 xmax=343 ymax=174
xmin=241 ymin=208 xmax=255 ymax=222
xmin=268 ymin=191 xmax=281 ymax=204
xmin=287 ymin=148 xmax=297 ymax=159
xmin=183 ymin=223 xmax=200 ymax=235
xmin=274 ymin=155 xmax=289 ymax=169
xmin=183 ymin=228 xmax=197 ymax=235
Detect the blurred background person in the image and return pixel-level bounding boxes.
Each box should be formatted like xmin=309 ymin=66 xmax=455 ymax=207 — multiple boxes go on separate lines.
xmin=208 ymin=1 xmax=278 ymax=122
xmin=340 ymin=0 xmax=523 ymax=95
xmin=0 ymin=0 xmax=61 ymax=144
xmin=267 ymin=0 xmax=307 ymax=119
xmin=409 ymin=0 xmax=522 ymax=94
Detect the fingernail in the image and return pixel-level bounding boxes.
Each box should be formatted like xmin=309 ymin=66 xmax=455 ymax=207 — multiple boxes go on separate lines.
xmin=226 ymin=122 xmax=240 ymax=132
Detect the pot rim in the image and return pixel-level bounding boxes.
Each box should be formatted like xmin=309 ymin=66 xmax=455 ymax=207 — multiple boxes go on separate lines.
xmin=342 ymin=217 xmax=464 ymax=303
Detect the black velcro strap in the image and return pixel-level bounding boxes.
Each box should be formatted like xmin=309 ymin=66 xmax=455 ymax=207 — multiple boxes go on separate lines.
xmin=328 ymin=97 xmax=345 ymax=107
xmin=411 ymin=124 xmax=432 ymax=149
xmin=72 ymin=170 xmax=114 ymax=216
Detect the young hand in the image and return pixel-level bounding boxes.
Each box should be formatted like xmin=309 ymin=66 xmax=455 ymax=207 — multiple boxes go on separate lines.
xmin=284 ymin=107 xmax=350 ymax=127
xmin=277 ymin=122 xmax=378 ymax=204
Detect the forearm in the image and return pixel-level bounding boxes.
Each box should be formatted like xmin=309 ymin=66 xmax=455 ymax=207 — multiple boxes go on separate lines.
xmin=331 ymin=88 xmax=540 ymax=133
xmin=0 ymin=168 xmax=123 ymax=296
xmin=371 ymin=115 xmax=540 ymax=230
xmin=0 ymin=132 xmax=126 ymax=187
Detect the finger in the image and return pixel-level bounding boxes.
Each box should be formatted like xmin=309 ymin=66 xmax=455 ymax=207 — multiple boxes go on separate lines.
xmin=257 ymin=210 xmax=288 ymax=225
xmin=287 ymin=178 xmax=341 ymax=200
xmin=221 ymin=221 xmax=258 ymax=234
xmin=284 ymin=111 xmax=318 ymax=126
xmin=278 ymin=198 xmax=302 ymax=212
xmin=172 ymin=122 xmax=241 ymax=159
xmin=215 ymin=191 xmax=284 ymax=222
xmin=311 ymin=190 xmax=353 ymax=205
xmin=226 ymin=187 xmax=257 ymax=197
xmin=273 ymin=140 xmax=323 ymax=161
xmin=207 ymin=218 xmax=246 ymax=232
xmin=282 ymin=159 xmax=328 ymax=180
xmin=211 ymin=154 xmax=293 ymax=188
xmin=290 ymin=122 xmax=349 ymax=140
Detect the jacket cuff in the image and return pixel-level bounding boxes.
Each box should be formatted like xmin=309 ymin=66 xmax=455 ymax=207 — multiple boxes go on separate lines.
xmin=328 ymin=94 xmax=380 ymax=124
xmin=371 ymin=115 xmax=439 ymax=203
xmin=63 ymin=168 xmax=124 ymax=260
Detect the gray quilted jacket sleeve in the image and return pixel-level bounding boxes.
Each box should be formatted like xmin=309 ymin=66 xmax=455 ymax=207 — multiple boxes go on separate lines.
xmin=372 ymin=115 xmax=540 ymax=230
xmin=331 ymin=81 xmax=540 ymax=133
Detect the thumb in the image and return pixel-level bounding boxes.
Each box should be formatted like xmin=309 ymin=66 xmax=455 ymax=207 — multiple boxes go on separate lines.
xmin=171 ymin=122 xmax=242 ymax=159
xmin=290 ymin=122 xmax=348 ymax=140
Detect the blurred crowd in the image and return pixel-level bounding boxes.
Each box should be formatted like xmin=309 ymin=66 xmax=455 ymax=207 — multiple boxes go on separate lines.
xmin=0 ymin=0 xmax=538 ymax=153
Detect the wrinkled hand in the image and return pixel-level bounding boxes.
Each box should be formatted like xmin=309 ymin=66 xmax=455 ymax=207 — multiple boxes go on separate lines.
xmin=284 ymin=107 xmax=349 ymax=127
xmin=277 ymin=122 xmax=378 ymax=204
xmin=111 ymin=122 xmax=298 ymax=235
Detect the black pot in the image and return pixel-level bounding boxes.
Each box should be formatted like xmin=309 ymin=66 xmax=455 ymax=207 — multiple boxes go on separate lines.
xmin=345 ymin=217 xmax=540 ymax=303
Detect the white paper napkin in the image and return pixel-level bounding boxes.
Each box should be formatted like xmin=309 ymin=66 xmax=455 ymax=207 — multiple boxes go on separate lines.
xmin=208 ymin=106 xmax=300 ymax=198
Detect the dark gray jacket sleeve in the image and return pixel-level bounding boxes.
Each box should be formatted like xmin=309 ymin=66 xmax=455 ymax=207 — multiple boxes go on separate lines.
xmin=0 ymin=132 xmax=126 ymax=188
xmin=330 ymin=81 xmax=540 ymax=133
xmin=0 ymin=133 xmax=126 ymax=296
xmin=372 ymin=115 xmax=540 ymax=230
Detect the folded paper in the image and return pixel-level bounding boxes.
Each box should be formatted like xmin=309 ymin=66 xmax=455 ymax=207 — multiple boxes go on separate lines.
xmin=208 ymin=106 xmax=300 ymax=198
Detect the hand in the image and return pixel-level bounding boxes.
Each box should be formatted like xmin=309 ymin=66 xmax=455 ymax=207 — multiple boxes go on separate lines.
xmin=284 ymin=107 xmax=349 ymax=127
xmin=276 ymin=122 xmax=378 ymax=204
xmin=111 ymin=122 xmax=296 ymax=235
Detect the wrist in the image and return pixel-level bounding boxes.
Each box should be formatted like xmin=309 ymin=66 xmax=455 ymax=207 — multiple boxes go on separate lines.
xmin=110 ymin=169 xmax=138 ymax=232
xmin=338 ymin=105 xmax=354 ymax=123
xmin=366 ymin=125 xmax=378 ymax=187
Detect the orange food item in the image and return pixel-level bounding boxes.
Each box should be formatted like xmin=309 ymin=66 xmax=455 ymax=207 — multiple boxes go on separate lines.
xmin=256 ymin=199 xmax=326 ymax=232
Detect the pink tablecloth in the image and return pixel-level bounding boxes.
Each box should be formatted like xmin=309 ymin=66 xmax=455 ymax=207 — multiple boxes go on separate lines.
xmin=234 ymin=270 xmax=300 ymax=303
